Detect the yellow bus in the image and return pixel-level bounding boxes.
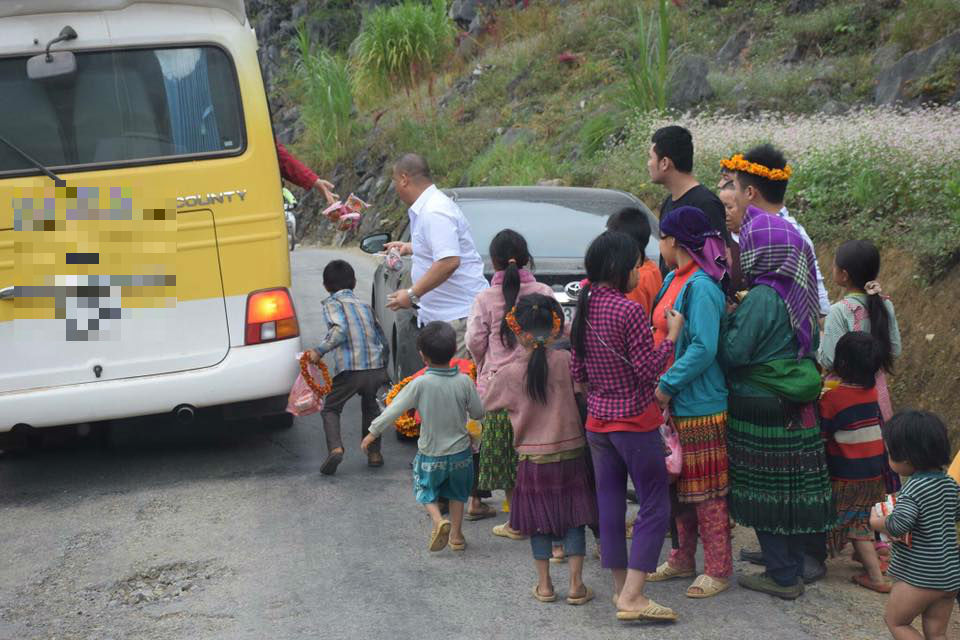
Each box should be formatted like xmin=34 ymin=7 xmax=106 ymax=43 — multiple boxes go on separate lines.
xmin=0 ymin=0 xmax=302 ymax=432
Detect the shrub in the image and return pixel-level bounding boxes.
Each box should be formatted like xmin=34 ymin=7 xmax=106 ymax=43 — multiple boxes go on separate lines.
xmin=295 ymin=26 xmax=355 ymax=163
xmin=465 ymin=141 xmax=559 ymax=186
xmin=890 ymin=0 xmax=960 ymax=52
xmin=349 ymin=0 xmax=456 ymax=103
xmin=619 ymin=0 xmax=673 ymax=113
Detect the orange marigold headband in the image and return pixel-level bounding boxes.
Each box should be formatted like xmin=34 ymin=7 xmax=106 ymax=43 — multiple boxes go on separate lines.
xmin=505 ymin=305 xmax=562 ymax=349
xmin=721 ymin=153 xmax=792 ymax=181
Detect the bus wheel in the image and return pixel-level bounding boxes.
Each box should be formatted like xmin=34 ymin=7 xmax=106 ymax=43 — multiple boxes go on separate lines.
xmin=263 ymin=413 xmax=294 ymax=429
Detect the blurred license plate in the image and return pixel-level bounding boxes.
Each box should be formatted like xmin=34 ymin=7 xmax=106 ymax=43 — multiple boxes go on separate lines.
xmin=562 ymin=305 xmax=576 ymax=324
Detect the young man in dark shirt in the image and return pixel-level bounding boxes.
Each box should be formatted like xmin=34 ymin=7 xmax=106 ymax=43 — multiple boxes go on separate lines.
xmin=647 ymin=125 xmax=729 ymax=275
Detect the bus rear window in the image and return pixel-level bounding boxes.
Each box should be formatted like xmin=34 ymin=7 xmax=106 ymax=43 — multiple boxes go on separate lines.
xmin=0 ymin=46 xmax=243 ymax=174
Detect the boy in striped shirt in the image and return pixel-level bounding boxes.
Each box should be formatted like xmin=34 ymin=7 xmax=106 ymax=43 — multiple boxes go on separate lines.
xmin=308 ymin=260 xmax=389 ymax=475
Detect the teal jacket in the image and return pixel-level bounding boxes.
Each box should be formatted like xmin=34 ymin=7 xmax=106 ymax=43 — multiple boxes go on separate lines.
xmin=654 ymin=269 xmax=728 ymax=417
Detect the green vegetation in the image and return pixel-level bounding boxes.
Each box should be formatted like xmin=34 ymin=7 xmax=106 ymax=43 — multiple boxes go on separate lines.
xmin=465 ymin=140 xmax=559 ymax=186
xmin=349 ymin=0 xmax=456 ymax=103
xmin=889 ymin=0 xmax=960 ymax=53
xmin=620 ymin=0 xmax=672 ymax=113
xmin=294 ymin=26 xmax=356 ymax=162
xmin=907 ymin=53 xmax=960 ymax=103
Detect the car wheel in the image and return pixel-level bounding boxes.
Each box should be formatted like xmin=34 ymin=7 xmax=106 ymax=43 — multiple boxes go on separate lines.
xmin=262 ymin=412 xmax=294 ymax=429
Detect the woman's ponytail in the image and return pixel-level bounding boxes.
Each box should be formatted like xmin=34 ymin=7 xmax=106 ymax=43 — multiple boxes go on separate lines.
xmin=865 ymin=285 xmax=894 ymax=373
xmin=570 ymin=281 xmax=590 ymax=357
xmin=525 ymin=342 xmax=550 ymax=404
xmin=490 ymin=229 xmax=532 ymax=349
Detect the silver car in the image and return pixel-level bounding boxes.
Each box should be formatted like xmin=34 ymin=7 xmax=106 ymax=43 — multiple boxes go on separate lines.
xmin=360 ymin=186 xmax=660 ymax=382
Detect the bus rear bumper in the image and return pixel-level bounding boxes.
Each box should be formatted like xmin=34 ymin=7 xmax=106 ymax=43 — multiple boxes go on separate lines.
xmin=0 ymin=338 xmax=302 ymax=432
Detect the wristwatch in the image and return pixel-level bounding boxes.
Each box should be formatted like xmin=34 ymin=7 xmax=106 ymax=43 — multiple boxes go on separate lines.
xmin=406 ymin=288 xmax=421 ymax=308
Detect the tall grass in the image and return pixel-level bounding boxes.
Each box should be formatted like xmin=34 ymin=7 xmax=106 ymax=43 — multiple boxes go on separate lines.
xmin=295 ymin=25 xmax=354 ymax=161
xmin=620 ymin=0 xmax=672 ymax=113
xmin=349 ymin=0 xmax=456 ymax=103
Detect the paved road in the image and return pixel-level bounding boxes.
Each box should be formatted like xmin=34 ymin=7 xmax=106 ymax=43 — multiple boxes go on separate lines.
xmin=0 ymin=248 xmax=910 ymax=640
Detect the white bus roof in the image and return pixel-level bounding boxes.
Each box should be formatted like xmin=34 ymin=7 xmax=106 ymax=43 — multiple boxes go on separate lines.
xmin=0 ymin=0 xmax=246 ymax=24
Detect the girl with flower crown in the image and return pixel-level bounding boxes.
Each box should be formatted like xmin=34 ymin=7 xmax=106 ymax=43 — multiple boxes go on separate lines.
xmin=818 ymin=240 xmax=902 ymax=424
xmin=483 ymin=293 xmax=598 ymax=605
xmin=466 ymin=229 xmax=556 ymax=531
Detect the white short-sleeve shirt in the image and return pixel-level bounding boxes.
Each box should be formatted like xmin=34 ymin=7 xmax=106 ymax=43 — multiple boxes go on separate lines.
xmin=409 ymin=185 xmax=488 ymax=325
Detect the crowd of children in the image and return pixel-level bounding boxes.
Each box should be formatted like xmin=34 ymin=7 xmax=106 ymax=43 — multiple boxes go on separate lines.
xmin=310 ymin=129 xmax=959 ymax=637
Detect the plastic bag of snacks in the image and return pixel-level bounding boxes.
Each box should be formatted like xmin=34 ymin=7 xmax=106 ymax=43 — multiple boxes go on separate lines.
xmin=286 ymin=353 xmax=333 ymax=417
xmin=322 ymin=194 xmax=370 ymax=232
xmin=660 ymin=412 xmax=683 ymax=479
xmin=873 ymin=494 xmax=912 ymax=547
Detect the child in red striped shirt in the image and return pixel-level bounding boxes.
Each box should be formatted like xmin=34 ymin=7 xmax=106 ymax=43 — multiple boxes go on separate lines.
xmin=819 ymin=331 xmax=891 ymax=593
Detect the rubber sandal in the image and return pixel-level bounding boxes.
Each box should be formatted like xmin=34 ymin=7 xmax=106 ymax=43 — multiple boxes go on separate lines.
xmin=532 ymin=585 xmax=556 ymax=603
xmin=449 ymin=538 xmax=467 ymax=552
xmin=428 ymin=520 xmax=451 ymax=552
xmin=464 ymin=504 xmax=497 ymax=521
xmin=492 ymin=524 xmax=527 ymax=540
xmin=852 ymin=573 xmax=892 ymax=594
xmin=616 ymin=599 xmax=678 ymax=621
xmin=567 ymin=586 xmax=595 ymax=606
xmin=549 ymin=555 xmax=567 ymax=564
xmin=686 ymin=574 xmax=730 ymax=599
xmin=646 ymin=561 xmax=695 ymax=583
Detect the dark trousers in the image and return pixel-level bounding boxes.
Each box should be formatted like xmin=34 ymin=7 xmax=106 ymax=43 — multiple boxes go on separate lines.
xmin=804 ymin=532 xmax=827 ymax=564
xmin=756 ymin=531 xmax=805 ymax=586
xmin=320 ymin=368 xmax=388 ymax=454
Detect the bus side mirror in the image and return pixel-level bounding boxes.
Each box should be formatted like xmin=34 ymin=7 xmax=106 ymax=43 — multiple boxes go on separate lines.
xmin=360 ymin=233 xmax=390 ymax=254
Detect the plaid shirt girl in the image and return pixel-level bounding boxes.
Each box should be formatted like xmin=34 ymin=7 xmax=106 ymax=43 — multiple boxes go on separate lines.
xmin=570 ymin=285 xmax=674 ymax=422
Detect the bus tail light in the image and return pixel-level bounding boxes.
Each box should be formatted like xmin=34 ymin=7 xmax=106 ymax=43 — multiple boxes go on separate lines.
xmin=245 ymin=288 xmax=299 ymax=345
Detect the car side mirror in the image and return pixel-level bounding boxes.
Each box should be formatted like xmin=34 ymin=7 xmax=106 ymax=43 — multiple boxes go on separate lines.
xmin=360 ymin=232 xmax=390 ymax=254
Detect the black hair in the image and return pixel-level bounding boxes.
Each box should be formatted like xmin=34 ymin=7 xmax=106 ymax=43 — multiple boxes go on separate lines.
xmin=882 ymin=410 xmax=951 ymax=471
xmin=735 ymin=143 xmax=789 ymax=204
xmin=394 ymin=153 xmax=432 ymax=181
xmin=489 ymin=229 xmax=534 ymax=350
xmin=323 ymin=259 xmax=357 ymax=292
xmin=651 ymin=125 xmax=694 ymax=173
xmin=606 ymin=207 xmax=651 ymax=264
xmin=835 ymin=239 xmax=894 ymax=373
xmin=571 ymin=231 xmax=640 ymax=356
xmin=834 ymin=331 xmax=882 ymax=388
xmin=416 ymin=321 xmax=457 ymax=365
xmin=512 ymin=294 xmax=564 ymax=404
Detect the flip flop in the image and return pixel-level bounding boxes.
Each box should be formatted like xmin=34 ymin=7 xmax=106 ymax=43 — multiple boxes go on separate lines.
xmin=567 ymin=586 xmax=595 ymax=606
xmin=852 ymin=573 xmax=892 ymax=594
xmin=464 ymin=505 xmax=497 ymax=521
xmin=616 ymin=599 xmax=678 ymax=622
xmin=492 ymin=524 xmax=527 ymax=540
xmin=686 ymin=574 xmax=730 ymax=599
xmin=646 ymin=561 xmax=696 ymax=583
xmin=449 ymin=538 xmax=467 ymax=552
xmin=549 ymin=555 xmax=568 ymax=564
xmin=532 ymin=585 xmax=556 ymax=603
xmin=428 ymin=520 xmax=451 ymax=552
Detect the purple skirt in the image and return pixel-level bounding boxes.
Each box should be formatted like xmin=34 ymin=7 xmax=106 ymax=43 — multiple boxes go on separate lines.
xmin=509 ymin=454 xmax=599 ymax=537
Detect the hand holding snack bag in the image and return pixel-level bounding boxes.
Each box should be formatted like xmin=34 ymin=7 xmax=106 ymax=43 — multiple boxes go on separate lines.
xmin=322 ymin=193 xmax=370 ymax=232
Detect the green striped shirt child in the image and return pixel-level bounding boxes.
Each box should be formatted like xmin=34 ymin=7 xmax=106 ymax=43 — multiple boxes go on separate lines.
xmin=886 ymin=471 xmax=960 ymax=591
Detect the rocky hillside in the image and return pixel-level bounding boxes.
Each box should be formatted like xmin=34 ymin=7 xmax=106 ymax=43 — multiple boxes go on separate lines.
xmin=250 ymin=0 xmax=960 ymax=440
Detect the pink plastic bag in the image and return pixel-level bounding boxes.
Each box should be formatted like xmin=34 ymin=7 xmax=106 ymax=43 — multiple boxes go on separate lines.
xmin=660 ymin=409 xmax=683 ymax=479
xmin=286 ymin=365 xmax=326 ymax=417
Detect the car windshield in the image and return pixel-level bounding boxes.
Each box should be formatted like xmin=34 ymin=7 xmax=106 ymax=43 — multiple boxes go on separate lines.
xmin=0 ymin=46 xmax=243 ymax=175
xmin=457 ymin=199 xmax=610 ymax=259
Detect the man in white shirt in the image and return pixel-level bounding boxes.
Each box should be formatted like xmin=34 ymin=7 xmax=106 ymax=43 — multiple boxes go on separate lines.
xmin=385 ymin=153 xmax=488 ymax=357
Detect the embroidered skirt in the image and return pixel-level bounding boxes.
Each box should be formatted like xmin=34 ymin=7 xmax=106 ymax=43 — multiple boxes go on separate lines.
xmin=727 ymin=395 xmax=836 ymax=535
xmin=828 ymin=476 xmax=887 ymax=554
xmin=509 ymin=453 xmax=598 ymax=537
xmin=673 ymin=411 xmax=729 ymax=503
xmin=477 ymin=409 xmax=519 ymax=491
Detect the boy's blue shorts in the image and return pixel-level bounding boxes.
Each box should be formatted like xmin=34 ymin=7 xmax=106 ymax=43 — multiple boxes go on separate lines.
xmin=412 ymin=448 xmax=474 ymax=504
